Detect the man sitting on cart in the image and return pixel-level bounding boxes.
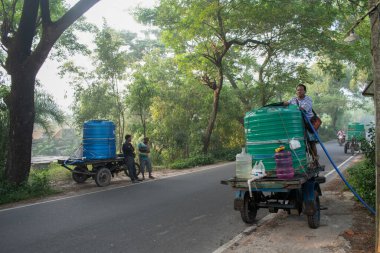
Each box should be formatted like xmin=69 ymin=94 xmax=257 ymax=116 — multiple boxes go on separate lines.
xmin=283 ymin=84 xmax=319 ymax=166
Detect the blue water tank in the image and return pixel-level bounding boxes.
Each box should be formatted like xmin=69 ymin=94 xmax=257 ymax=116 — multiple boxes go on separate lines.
xmin=83 ymin=120 xmax=116 ymax=160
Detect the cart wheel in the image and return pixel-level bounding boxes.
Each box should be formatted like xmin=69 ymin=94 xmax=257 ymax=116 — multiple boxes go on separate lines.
xmin=344 ymin=143 xmax=348 ymax=154
xmin=124 ymin=163 xmax=141 ymax=177
xmin=240 ymin=192 xmax=257 ymax=224
xmin=72 ymin=167 xmax=89 ymax=183
xmin=307 ymin=191 xmax=320 ymax=229
xmin=95 ymin=167 xmax=111 ymax=187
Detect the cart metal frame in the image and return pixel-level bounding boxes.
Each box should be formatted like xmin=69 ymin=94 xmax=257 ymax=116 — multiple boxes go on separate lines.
xmin=58 ymin=156 xmax=140 ymax=187
xmin=221 ymin=168 xmax=325 ymax=229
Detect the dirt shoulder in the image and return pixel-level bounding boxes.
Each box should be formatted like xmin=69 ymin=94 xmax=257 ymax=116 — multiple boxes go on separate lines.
xmin=324 ymin=172 xmax=375 ymax=253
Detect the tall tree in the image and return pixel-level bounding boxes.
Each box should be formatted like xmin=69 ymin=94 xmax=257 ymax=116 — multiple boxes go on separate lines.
xmin=137 ymin=0 xmax=268 ymax=153
xmin=93 ymin=22 xmax=128 ymax=150
xmin=367 ymin=0 xmax=380 ymax=250
xmin=136 ymin=0 xmax=341 ymax=152
xmin=0 ymin=0 xmax=100 ymax=184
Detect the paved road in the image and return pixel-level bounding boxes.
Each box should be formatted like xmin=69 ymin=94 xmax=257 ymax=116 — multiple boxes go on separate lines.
xmin=317 ymin=140 xmax=357 ymax=182
xmin=0 ymin=163 xmax=248 ymax=253
xmin=0 ymin=140 xmax=355 ymax=253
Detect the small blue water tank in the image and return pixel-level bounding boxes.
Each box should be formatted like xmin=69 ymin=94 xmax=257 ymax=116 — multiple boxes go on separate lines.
xmin=83 ymin=120 xmax=116 ymax=160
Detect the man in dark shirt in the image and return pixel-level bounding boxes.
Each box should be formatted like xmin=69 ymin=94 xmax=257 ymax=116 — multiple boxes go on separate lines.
xmin=122 ymin=134 xmax=141 ymax=183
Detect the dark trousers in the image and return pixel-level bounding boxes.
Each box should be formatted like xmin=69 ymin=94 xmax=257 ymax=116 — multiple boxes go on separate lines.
xmin=126 ymin=157 xmax=137 ymax=180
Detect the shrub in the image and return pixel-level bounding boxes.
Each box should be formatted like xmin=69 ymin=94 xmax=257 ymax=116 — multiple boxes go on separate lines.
xmin=360 ymin=123 xmax=375 ymax=164
xmin=210 ymin=147 xmax=241 ymax=161
xmin=347 ymin=160 xmax=375 ymax=208
xmin=168 ymin=154 xmax=215 ymax=169
xmin=0 ymin=169 xmax=58 ymax=205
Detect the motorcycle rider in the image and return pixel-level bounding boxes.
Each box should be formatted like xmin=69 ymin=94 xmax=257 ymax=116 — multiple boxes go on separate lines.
xmin=337 ymin=129 xmax=346 ymax=144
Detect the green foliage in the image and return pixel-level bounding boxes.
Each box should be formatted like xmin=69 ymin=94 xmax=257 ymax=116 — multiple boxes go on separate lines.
xmin=0 ymin=170 xmax=58 ymax=205
xmin=0 ymin=84 xmax=9 ymax=169
xmin=168 ymin=154 xmax=215 ymax=169
xmin=347 ymin=159 xmax=375 ymax=209
xmin=34 ymin=86 xmax=65 ymax=135
xmin=360 ymin=123 xmax=375 ymax=165
xmin=210 ymin=147 xmax=242 ymax=162
xmin=346 ymin=119 xmax=375 ymax=210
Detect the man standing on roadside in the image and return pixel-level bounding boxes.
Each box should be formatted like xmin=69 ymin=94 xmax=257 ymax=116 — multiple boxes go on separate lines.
xmin=122 ymin=134 xmax=141 ymax=183
xmin=138 ymin=137 xmax=155 ymax=180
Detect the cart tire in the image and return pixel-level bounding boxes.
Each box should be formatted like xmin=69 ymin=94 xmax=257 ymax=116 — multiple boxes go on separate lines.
xmin=124 ymin=163 xmax=141 ymax=177
xmin=95 ymin=167 xmax=111 ymax=187
xmin=240 ymin=192 xmax=257 ymax=224
xmin=72 ymin=167 xmax=89 ymax=183
xmin=344 ymin=143 xmax=348 ymax=154
xmin=307 ymin=191 xmax=320 ymax=229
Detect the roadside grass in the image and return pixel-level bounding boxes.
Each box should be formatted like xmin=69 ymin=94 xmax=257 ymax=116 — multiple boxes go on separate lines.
xmin=166 ymin=148 xmax=239 ymax=169
xmin=0 ymin=163 xmax=69 ymax=205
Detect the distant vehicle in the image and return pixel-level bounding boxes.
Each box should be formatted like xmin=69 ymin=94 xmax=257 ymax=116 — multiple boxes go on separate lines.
xmin=344 ymin=123 xmax=365 ymax=154
xmin=336 ymin=130 xmax=345 ymax=146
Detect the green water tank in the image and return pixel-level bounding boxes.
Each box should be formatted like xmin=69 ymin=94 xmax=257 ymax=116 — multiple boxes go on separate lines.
xmin=244 ymin=105 xmax=308 ymax=177
xmin=347 ymin=122 xmax=365 ymax=141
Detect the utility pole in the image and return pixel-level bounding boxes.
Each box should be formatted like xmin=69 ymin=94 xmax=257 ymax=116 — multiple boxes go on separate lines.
xmin=368 ymin=0 xmax=380 ymax=251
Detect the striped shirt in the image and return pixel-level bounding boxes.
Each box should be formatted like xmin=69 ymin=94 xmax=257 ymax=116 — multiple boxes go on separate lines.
xmin=288 ymin=95 xmax=313 ymax=119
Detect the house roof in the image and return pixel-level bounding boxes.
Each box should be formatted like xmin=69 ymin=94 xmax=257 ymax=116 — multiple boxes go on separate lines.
xmin=362 ymin=81 xmax=374 ymax=97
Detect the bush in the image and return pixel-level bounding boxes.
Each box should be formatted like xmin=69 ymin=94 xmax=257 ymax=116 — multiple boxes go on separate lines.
xmin=360 ymin=123 xmax=375 ymax=164
xmin=168 ymin=154 xmax=215 ymax=169
xmin=347 ymin=160 xmax=375 ymax=208
xmin=210 ymin=147 xmax=241 ymax=161
xmin=0 ymin=169 xmax=58 ymax=205
xmin=346 ymin=123 xmax=376 ymax=209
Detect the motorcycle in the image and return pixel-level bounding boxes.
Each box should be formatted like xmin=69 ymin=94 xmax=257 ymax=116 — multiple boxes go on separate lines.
xmin=337 ymin=134 xmax=345 ymax=146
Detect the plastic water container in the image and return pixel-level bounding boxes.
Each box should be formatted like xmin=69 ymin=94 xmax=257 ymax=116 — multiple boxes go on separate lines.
xmin=83 ymin=120 xmax=116 ymax=160
xmin=235 ymin=148 xmax=253 ymax=179
xmin=245 ymin=105 xmax=307 ymax=177
xmin=275 ymin=151 xmax=294 ymax=179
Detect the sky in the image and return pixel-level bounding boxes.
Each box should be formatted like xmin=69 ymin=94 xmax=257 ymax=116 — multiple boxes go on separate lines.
xmin=37 ymin=0 xmax=156 ymax=112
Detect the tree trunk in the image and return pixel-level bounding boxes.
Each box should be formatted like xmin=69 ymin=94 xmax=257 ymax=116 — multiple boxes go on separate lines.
xmin=202 ymin=71 xmax=223 ymax=153
xmin=202 ymin=87 xmax=222 ymax=153
xmin=6 ymin=70 xmax=36 ymax=184
xmin=369 ymin=1 xmax=380 ymax=251
xmin=3 ymin=0 xmax=100 ymax=185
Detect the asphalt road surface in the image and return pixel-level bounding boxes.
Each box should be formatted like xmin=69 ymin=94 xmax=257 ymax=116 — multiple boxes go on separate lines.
xmin=0 ymin=140 xmax=356 ymax=253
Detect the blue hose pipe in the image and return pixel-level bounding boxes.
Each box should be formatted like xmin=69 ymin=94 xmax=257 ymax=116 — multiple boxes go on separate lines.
xmin=302 ymin=111 xmax=376 ymax=215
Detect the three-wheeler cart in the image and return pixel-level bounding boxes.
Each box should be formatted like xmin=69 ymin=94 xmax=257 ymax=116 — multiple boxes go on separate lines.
xmin=58 ymin=155 xmax=140 ymax=187
xmin=221 ymin=168 xmax=326 ymax=229
xmin=344 ymin=122 xmax=365 ymax=154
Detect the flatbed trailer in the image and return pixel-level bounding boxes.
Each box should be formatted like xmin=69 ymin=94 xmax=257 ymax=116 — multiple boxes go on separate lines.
xmin=58 ymin=155 xmax=140 ymax=187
